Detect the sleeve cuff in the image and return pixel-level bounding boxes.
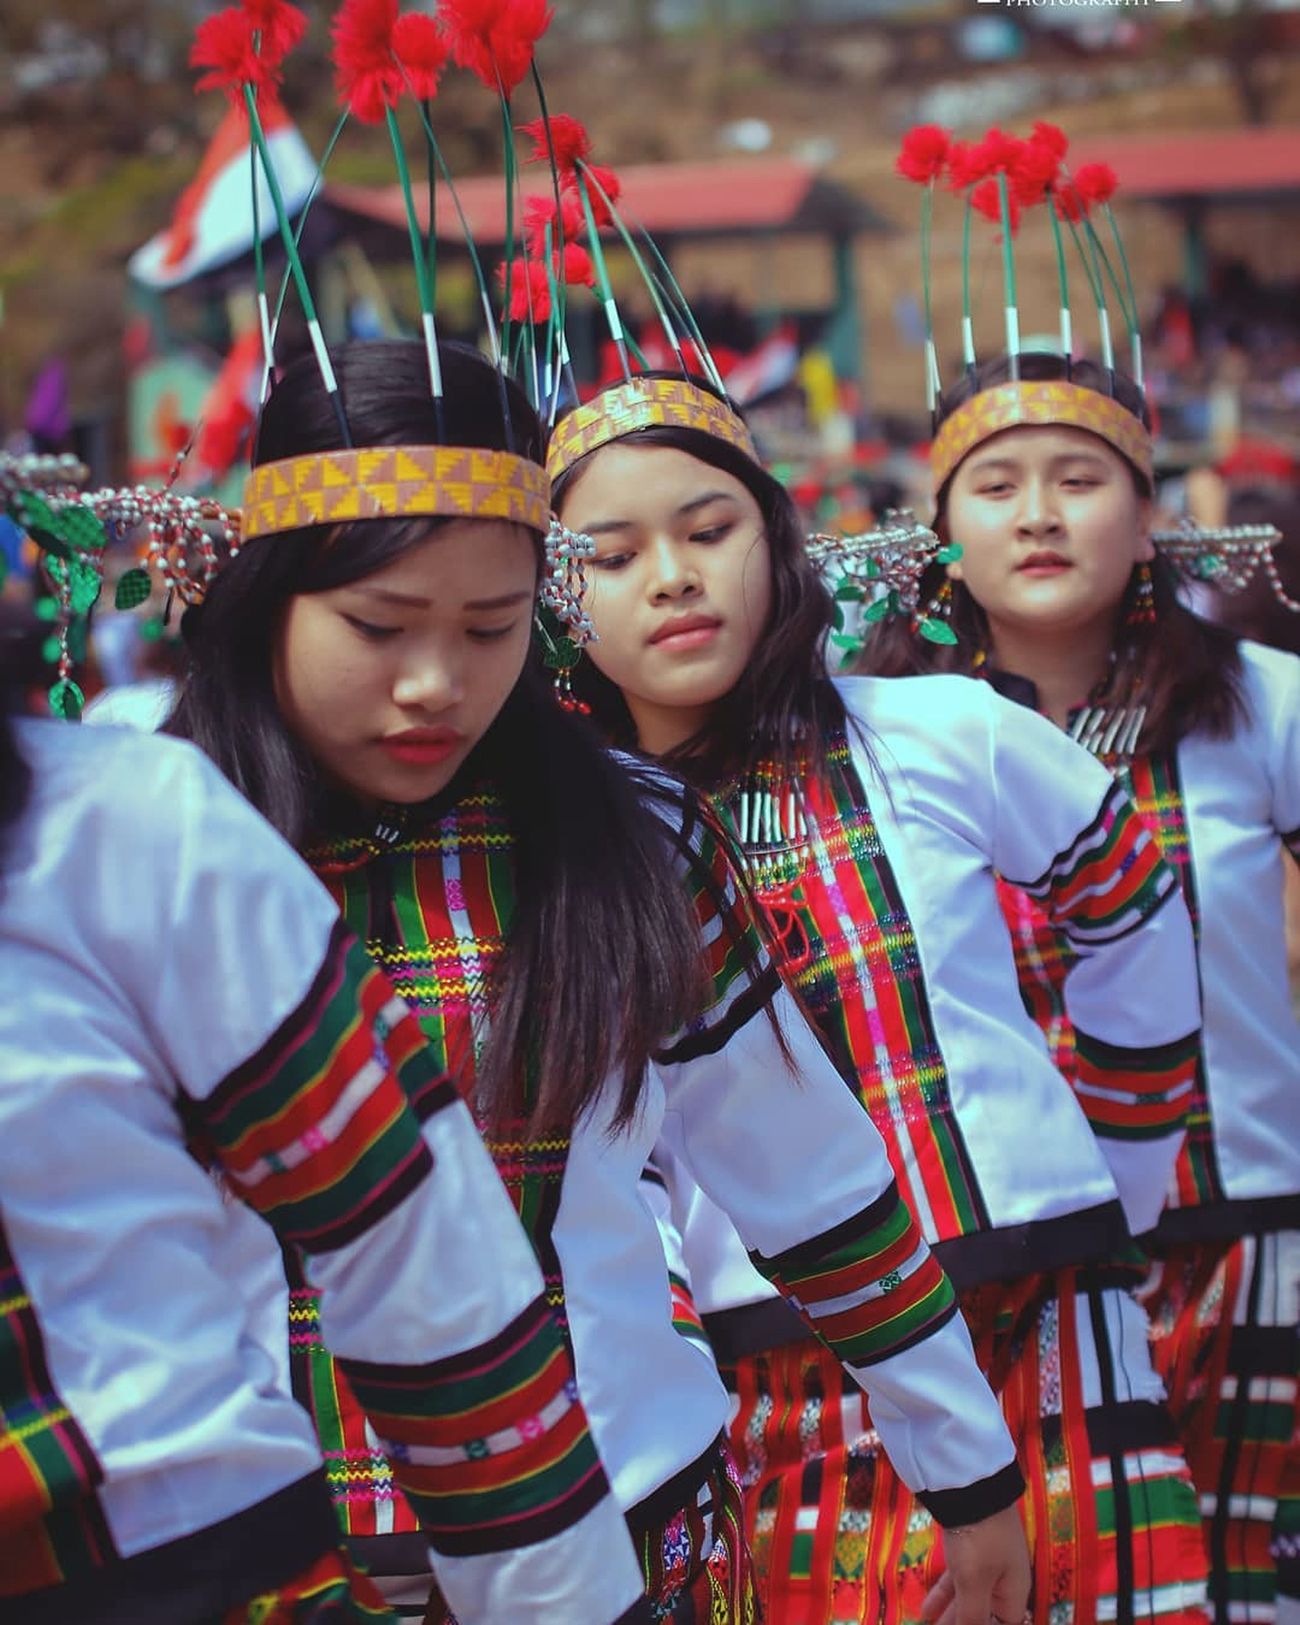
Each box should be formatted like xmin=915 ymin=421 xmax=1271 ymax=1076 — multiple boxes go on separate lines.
xmin=917 ymin=1459 xmax=1025 ymax=1529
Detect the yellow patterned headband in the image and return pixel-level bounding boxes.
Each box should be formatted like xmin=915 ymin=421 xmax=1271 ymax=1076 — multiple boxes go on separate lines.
xmin=242 ymin=445 xmax=551 ymax=542
xmin=931 ymin=381 xmax=1153 ymax=494
xmin=546 ymin=378 xmax=758 ymax=483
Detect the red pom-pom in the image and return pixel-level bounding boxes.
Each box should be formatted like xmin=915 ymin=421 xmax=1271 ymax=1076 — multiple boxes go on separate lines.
xmin=240 ymin=0 xmax=307 ymax=64
xmin=332 ymin=0 xmax=446 ymax=123
xmin=518 ymin=112 xmax=591 ymax=174
xmin=970 ymin=177 xmax=1021 ymax=235
xmin=393 ymin=12 xmax=449 ymax=99
xmin=569 ymin=162 xmax=621 ymax=226
xmin=497 ymin=256 xmax=552 ymax=322
xmin=1011 ymin=136 xmax=1061 ymax=207
xmin=896 ymin=124 xmax=950 ymax=185
xmin=192 ymin=8 xmax=278 ymax=101
xmin=440 ymin=0 xmax=553 ymax=96
xmin=1074 ymin=162 xmax=1118 ymax=208
xmin=523 ymin=192 xmax=585 ymax=256
xmin=1030 ymin=120 xmax=1069 ymax=162
xmin=558 ymin=242 xmax=594 ymax=287
xmin=944 ymin=139 xmax=982 ymax=191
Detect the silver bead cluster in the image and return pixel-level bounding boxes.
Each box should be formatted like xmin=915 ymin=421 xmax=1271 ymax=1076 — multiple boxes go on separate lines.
xmin=79 ymin=487 xmax=241 ymax=605
xmin=1154 ymin=519 xmax=1297 ymax=613
xmin=0 ymin=452 xmax=88 ymax=504
xmin=541 ymin=515 xmax=597 ymax=645
xmin=807 ymin=508 xmax=947 ymax=617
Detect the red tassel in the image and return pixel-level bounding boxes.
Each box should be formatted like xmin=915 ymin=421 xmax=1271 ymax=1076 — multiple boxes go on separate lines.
xmin=440 ymin=0 xmax=553 ymax=96
xmin=518 ymin=113 xmax=592 ymax=174
xmin=895 ymin=124 xmax=950 ymax=185
xmin=192 ymin=8 xmax=280 ymax=102
xmin=332 ymin=0 xmax=447 ymax=123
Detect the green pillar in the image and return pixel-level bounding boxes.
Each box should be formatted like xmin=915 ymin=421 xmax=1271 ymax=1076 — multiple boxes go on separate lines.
xmin=828 ymin=233 xmax=863 ymax=388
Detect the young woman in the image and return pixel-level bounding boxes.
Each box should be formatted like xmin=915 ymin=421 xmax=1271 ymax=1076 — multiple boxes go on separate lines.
xmin=167 ymin=337 xmax=1031 ymax=1624
xmin=0 ymin=657 xmax=647 ymax=1623
xmin=865 ymin=351 xmax=1300 ymax=1625
xmin=549 ymin=369 xmax=1208 ymax=1625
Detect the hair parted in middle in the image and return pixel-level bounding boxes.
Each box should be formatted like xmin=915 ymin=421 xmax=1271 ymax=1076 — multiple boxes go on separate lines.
xmin=168 ymin=337 xmax=708 ymax=1138
xmin=552 ymin=371 xmax=847 ymax=790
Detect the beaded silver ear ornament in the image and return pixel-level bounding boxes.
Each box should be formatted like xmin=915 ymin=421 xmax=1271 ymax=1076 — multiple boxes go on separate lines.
xmin=1 ymin=451 xmax=239 ymax=719
xmin=1153 ymin=519 xmax=1296 ymax=612
xmin=808 ymin=509 xmax=962 ymax=667
xmin=537 ymin=516 xmax=598 ymax=713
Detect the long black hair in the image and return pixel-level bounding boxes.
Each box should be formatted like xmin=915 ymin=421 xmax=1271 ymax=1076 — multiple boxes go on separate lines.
xmin=169 ymin=339 xmax=705 ymax=1135
xmin=551 ymin=372 xmax=845 ymax=789
xmin=0 ymin=604 xmax=38 ymax=865
xmin=860 ymin=353 xmax=1245 ymax=751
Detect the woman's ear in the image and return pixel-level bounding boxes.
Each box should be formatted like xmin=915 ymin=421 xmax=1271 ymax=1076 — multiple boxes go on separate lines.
xmin=934 ymin=509 xmax=963 ymax=580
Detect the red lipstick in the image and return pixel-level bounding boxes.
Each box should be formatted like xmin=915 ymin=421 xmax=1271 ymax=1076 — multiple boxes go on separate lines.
xmin=379 ymin=727 xmax=464 ymax=765
xmin=1017 ymin=550 xmax=1072 ymax=577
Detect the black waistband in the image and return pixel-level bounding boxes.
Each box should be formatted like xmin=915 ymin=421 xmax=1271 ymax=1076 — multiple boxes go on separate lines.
xmin=626 ymin=1431 xmax=726 ymax=1546
xmin=932 ymin=1200 xmax=1131 ymax=1292
xmin=9 ymin=1470 xmax=340 ymax=1625
xmin=1145 ymin=1193 xmax=1300 ymax=1249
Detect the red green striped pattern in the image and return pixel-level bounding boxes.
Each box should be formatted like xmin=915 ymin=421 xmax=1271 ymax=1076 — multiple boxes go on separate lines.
xmin=749 ymin=1180 xmax=957 ymax=1369
xmin=0 ymin=1218 xmax=114 ymax=1595
xmin=340 ymin=1295 xmax=608 ymax=1557
xmin=669 ymin=1271 xmax=711 ymax=1355
xmin=288 ymin=1285 xmax=419 ymax=1538
xmin=1071 ymin=1027 xmax=1200 ymax=1141
xmin=222 ymin=1546 xmax=393 ymax=1622
xmin=195 ymin=922 xmax=445 ymax=1253
xmin=1017 ymin=779 xmax=1177 ymax=947
xmin=714 ymin=736 xmax=987 ymax=1243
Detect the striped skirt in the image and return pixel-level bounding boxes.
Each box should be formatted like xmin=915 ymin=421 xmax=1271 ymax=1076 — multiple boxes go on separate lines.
xmin=222 ymin=1548 xmax=394 ymax=1623
xmin=1143 ymin=1230 xmax=1300 ymax=1625
xmin=724 ymin=1268 xmax=1208 ymax=1625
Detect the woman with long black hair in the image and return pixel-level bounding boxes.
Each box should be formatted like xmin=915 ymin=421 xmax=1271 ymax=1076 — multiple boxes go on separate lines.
xmin=168 ymin=337 xmax=1030 ymax=1624
xmin=549 ymin=366 xmax=1207 ymax=1625
xmin=0 ymin=578 xmax=647 ymax=1623
xmin=864 ymin=348 xmax=1300 ymax=1625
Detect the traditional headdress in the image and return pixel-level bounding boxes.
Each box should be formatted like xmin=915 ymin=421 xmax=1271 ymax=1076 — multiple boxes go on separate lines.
xmin=810 ymin=121 xmax=1295 ymax=664
xmin=6 ymin=0 xmax=602 ymax=717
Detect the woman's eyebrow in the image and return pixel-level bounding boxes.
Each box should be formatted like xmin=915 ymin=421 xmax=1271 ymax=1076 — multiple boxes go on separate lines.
xmin=462 ymin=590 xmax=533 ymax=611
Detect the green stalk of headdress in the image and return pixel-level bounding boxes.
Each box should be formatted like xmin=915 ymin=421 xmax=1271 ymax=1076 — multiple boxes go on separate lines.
xmin=961 ymin=196 xmax=975 ymax=376
xmin=424 ymin=100 xmax=437 ymax=309
xmin=250 ymin=139 xmax=272 ymax=399
xmin=996 ymin=171 xmax=1019 ymax=382
xmin=1102 ymin=201 xmax=1142 ymax=388
xmin=384 ymin=103 xmax=444 ymax=432
xmin=528 ymin=61 xmax=578 ymax=412
xmin=921 ymin=181 xmax=939 ymax=416
xmin=1047 ymin=195 xmax=1072 ymax=372
xmin=404 ymin=88 xmax=503 ymax=365
xmin=497 ymin=86 xmax=519 ymax=371
xmin=590 ymin=172 xmax=726 ymax=394
xmin=1060 ymin=205 xmax=1113 ymax=377
xmin=242 ymin=83 xmax=350 ymax=443
xmin=270 ymin=109 xmax=350 ymax=344
xmin=576 ymin=160 xmax=688 ymax=378
xmin=574 ymin=168 xmax=631 ymax=379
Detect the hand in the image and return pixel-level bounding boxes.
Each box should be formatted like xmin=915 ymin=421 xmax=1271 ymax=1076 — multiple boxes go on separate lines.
xmin=921 ymin=1503 xmax=1031 ymax=1625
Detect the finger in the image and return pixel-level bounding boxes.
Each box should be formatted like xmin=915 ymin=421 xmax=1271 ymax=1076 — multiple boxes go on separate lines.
xmin=952 ymin=1569 xmax=995 ymax=1625
xmin=921 ymin=1572 xmax=955 ymax=1625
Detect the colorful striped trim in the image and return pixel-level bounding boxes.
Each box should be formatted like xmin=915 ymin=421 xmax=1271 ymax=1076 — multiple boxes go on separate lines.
xmin=1122 ymin=754 xmax=1223 ymax=1209
xmin=0 ymin=1218 xmax=115 ymax=1596
xmin=748 ymin=1180 xmax=958 ymax=1369
xmin=1017 ymin=779 xmax=1178 ymax=947
xmin=669 ymin=1272 xmax=712 ymax=1356
xmin=715 ymin=733 xmax=988 ymax=1244
xmin=340 ymin=1295 xmax=608 ymax=1557
xmin=1071 ymin=1027 xmax=1199 ymax=1142
xmin=224 ymin=1547 xmax=392 ymax=1622
xmin=193 ymin=921 xmax=447 ymax=1254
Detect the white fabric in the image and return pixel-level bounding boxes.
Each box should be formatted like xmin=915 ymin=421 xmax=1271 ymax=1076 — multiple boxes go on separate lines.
xmin=1173 ymin=641 xmax=1300 ymax=1209
xmin=0 ymin=722 xmax=644 ymax=1623
xmin=841 ymin=673 xmax=1200 ymax=1238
